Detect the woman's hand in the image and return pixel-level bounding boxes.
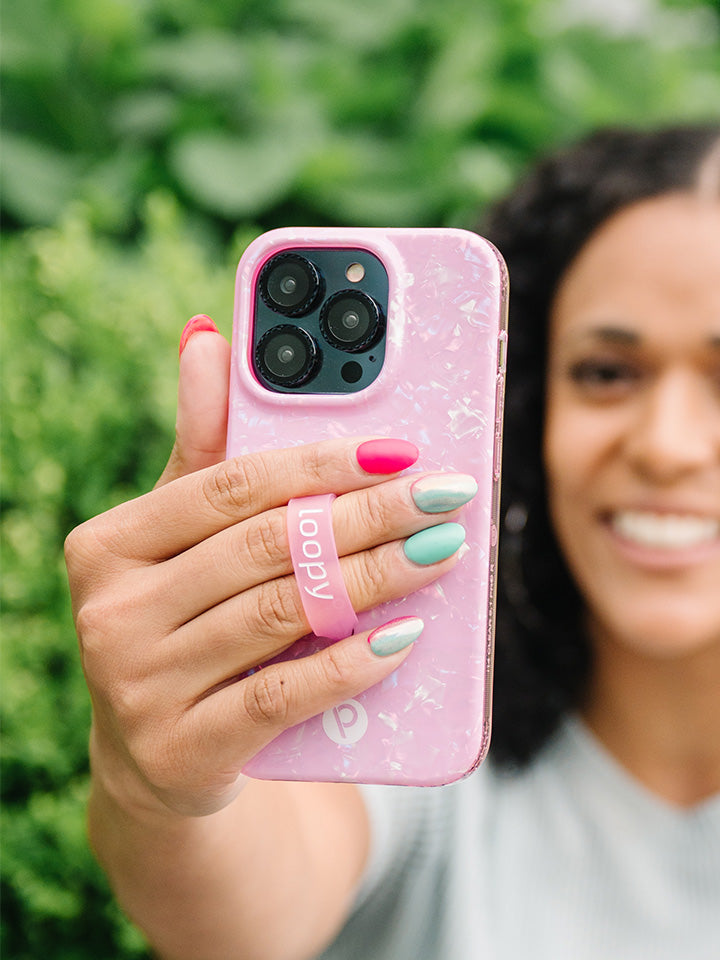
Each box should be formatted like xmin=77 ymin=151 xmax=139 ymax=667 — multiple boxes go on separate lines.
xmin=65 ymin=321 xmax=468 ymax=819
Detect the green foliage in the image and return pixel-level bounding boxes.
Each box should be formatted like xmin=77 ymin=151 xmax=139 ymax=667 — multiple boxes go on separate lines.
xmin=2 ymin=0 xmax=719 ymax=233
xmin=1 ymin=196 xmax=235 ymax=958
xmin=2 ymin=0 xmax=719 ymax=955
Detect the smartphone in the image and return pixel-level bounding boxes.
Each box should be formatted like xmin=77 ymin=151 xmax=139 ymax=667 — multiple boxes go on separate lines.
xmin=227 ymin=227 xmax=508 ymax=786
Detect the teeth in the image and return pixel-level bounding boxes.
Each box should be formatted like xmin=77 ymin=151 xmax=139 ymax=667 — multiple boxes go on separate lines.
xmin=612 ymin=512 xmax=719 ymax=549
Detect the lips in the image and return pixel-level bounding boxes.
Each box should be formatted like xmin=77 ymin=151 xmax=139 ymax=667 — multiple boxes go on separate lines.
xmin=611 ymin=511 xmax=720 ymax=550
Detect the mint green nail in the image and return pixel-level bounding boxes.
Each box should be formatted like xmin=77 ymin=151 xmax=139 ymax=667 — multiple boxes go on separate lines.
xmin=403 ymin=522 xmax=466 ymax=565
xmin=368 ymin=616 xmax=424 ymax=656
xmin=411 ymin=473 xmax=478 ymax=513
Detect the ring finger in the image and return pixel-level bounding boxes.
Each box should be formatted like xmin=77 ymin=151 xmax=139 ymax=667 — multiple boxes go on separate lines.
xmin=153 ymin=471 xmax=478 ymax=628
xmin=167 ymin=522 xmax=466 ymax=702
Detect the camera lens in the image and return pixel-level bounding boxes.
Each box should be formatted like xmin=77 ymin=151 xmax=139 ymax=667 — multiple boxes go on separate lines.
xmin=255 ymin=325 xmax=320 ymax=387
xmin=320 ymin=290 xmax=384 ymax=353
xmin=259 ymin=254 xmax=323 ymax=316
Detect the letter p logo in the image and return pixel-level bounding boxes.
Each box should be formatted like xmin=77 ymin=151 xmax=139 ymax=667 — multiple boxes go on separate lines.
xmin=322 ymin=698 xmax=369 ymax=744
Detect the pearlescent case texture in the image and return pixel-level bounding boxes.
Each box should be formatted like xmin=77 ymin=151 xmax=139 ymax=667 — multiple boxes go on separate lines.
xmin=228 ymin=227 xmax=508 ymax=786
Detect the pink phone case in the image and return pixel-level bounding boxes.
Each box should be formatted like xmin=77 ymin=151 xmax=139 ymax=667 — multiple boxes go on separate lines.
xmin=227 ymin=227 xmax=508 ymax=786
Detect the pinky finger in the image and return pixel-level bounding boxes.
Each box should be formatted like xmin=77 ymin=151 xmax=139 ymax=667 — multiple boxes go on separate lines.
xmin=191 ymin=617 xmax=424 ymax=772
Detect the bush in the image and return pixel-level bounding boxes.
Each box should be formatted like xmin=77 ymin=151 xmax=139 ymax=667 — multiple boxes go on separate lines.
xmin=1 ymin=196 xmax=240 ymax=957
xmin=2 ymin=0 xmax=719 ymax=234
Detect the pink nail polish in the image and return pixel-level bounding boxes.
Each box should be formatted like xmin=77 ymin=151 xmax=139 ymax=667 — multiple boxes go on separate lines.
xmin=179 ymin=315 xmax=219 ymax=357
xmin=356 ymin=438 xmax=419 ymax=474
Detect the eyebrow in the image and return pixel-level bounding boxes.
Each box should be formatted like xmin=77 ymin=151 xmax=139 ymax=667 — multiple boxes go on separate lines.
xmin=570 ymin=325 xmax=640 ymax=346
xmin=569 ymin=326 xmax=720 ymax=349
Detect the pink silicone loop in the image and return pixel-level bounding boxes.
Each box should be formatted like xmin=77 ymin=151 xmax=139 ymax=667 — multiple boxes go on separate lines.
xmin=286 ymin=494 xmax=359 ymax=641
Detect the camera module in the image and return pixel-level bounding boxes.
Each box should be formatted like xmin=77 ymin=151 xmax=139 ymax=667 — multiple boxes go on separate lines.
xmin=251 ymin=246 xmax=389 ymax=393
xmin=255 ymin=325 xmax=321 ymax=387
xmin=259 ymin=254 xmax=323 ymax=317
xmin=320 ymin=290 xmax=384 ymax=353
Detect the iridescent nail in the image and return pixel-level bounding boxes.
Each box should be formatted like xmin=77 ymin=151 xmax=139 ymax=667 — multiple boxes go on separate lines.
xmin=411 ymin=473 xmax=478 ymax=514
xmin=368 ymin=616 xmax=424 ymax=656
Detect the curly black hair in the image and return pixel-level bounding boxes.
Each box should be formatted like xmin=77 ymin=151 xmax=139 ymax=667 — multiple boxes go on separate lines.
xmin=482 ymin=124 xmax=720 ymax=768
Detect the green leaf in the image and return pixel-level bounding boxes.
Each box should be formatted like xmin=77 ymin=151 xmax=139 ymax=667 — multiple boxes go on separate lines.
xmin=142 ymin=31 xmax=251 ymax=93
xmin=169 ymin=131 xmax=305 ymax=216
xmin=0 ymin=133 xmax=80 ymax=224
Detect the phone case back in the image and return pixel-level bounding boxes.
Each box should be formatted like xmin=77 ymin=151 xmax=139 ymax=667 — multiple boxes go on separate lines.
xmin=227 ymin=227 xmax=507 ymax=786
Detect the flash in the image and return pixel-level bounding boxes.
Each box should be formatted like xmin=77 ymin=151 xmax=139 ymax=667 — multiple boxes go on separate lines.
xmin=345 ymin=262 xmax=365 ymax=283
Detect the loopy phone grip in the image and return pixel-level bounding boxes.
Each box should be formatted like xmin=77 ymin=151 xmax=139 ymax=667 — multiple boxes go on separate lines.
xmin=286 ymin=494 xmax=358 ymax=641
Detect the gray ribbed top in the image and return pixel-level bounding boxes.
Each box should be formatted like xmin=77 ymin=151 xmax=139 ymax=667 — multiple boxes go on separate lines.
xmin=317 ymin=717 xmax=720 ymax=960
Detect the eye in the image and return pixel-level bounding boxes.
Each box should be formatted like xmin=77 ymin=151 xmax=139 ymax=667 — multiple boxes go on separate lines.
xmin=567 ymin=358 xmax=641 ymax=396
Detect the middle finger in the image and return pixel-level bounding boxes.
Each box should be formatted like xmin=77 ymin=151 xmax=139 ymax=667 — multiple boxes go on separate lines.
xmin=169 ymin=523 xmax=466 ymax=703
xmin=153 ymin=471 xmax=478 ymax=629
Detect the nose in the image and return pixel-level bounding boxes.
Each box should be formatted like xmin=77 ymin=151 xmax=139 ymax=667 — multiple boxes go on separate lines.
xmin=625 ymin=368 xmax=719 ymax=483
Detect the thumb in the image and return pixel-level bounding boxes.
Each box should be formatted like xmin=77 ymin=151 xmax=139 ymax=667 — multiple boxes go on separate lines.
xmin=155 ymin=315 xmax=232 ymax=488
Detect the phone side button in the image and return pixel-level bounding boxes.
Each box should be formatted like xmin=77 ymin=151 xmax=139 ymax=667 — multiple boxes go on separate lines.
xmin=496 ymin=332 xmax=508 ymax=374
xmin=493 ymin=380 xmax=504 ymax=481
xmin=493 ymin=431 xmax=503 ymax=481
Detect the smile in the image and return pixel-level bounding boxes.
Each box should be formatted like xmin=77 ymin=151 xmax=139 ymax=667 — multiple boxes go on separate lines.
xmin=611 ymin=511 xmax=720 ymax=550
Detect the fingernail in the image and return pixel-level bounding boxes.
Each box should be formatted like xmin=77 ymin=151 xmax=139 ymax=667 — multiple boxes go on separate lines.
xmin=404 ymin=522 xmax=466 ymax=565
xmin=411 ymin=473 xmax=478 ymax=514
xmin=368 ymin=616 xmax=424 ymax=656
xmin=356 ymin=438 xmax=419 ymax=474
xmin=179 ymin=314 xmax=219 ymax=357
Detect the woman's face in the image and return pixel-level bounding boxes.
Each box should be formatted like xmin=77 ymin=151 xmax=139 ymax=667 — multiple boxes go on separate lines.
xmin=544 ymin=192 xmax=720 ymax=658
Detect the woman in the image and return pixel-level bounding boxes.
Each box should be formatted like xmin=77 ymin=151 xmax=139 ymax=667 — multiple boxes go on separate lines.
xmin=65 ymin=125 xmax=720 ymax=959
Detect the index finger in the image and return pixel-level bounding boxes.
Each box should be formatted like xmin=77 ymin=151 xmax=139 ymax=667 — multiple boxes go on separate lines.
xmin=87 ymin=437 xmax=418 ymax=563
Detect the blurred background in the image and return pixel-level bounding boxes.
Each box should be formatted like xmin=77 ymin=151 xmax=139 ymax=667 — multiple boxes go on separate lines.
xmin=1 ymin=0 xmax=719 ymax=955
